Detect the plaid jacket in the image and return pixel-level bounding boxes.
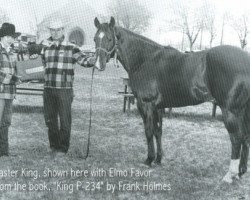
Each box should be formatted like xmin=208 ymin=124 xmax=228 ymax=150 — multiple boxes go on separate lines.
xmin=0 ymin=45 xmax=16 ymax=99
xmin=41 ymin=36 xmax=94 ymax=89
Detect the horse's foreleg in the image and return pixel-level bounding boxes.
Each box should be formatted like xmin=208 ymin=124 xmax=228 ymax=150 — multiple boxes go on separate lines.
xmin=145 ymin=131 xmax=155 ymax=166
xmin=144 ymin=105 xmax=156 ymax=166
xmin=239 ymin=142 xmax=249 ymax=177
xmin=155 ymin=109 xmax=163 ymax=164
xmin=137 ymin=100 xmax=155 ymax=166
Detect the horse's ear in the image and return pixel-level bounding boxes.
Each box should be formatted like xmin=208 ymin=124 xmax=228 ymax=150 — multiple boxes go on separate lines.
xmin=109 ymin=16 xmax=115 ymax=28
xmin=94 ymin=17 xmax=100 ymax=29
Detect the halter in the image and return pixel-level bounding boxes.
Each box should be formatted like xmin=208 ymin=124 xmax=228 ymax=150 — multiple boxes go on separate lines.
xmin=95 ymin=41 xmax=117 ymax=55
xmin=95 ymin=29 xmax=119 ymax=67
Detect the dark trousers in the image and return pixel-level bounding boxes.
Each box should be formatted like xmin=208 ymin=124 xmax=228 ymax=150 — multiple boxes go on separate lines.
xmin=17 ymin=52 xmax=24 ymax=61
xmin=0 ymin=99 xmax=13 ymax=156
xmin=43 ymin=88 xmax=73 ymax=153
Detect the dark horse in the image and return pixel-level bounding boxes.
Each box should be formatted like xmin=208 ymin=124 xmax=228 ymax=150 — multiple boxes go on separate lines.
xmin=94 ymin=17 xmax=250 ymax=183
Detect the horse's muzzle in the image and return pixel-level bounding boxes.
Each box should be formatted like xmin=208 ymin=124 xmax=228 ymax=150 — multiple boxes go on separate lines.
xmin=94 ymin=60 xmax=105 ymax=71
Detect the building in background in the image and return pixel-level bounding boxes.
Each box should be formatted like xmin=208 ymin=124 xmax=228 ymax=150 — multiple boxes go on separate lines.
xmin=12 ymin=33 xmax=36 ymax=54
xmin=37 ymin=0 xmax=99 ymax=47
xmin=17 ymin=33 xmax=36 ymax=43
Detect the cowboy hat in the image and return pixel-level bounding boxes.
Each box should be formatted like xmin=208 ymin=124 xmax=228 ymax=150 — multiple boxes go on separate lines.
xmin=47 ymin=19 xmax=66 ymax=29
xmin=0 ymin=23 xmax=21 ymax=38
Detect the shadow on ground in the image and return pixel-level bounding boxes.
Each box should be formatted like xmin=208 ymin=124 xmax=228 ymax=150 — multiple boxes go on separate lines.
xmin=125 ymin=108 xmax=223 ymax=122
xmin=13 ymin=105 xmax=44 ymax=113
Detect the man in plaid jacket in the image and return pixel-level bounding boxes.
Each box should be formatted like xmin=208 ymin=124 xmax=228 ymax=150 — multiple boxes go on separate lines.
xmin=39 ymin=19 xmax=96 ymax=156
xmin=0 ymin=23 xmax=21 ymax=157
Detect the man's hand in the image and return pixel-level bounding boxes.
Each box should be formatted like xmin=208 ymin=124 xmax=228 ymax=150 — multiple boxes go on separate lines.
xmin=10 ymin=75 xmax=22 ymax=85
xmin=29 ymin=54 xmax=39 ymax=59
xmin=16 ymin=76 xmax=22 ymax=85
xmin=88 ymin=57 xmax=96 ymax=66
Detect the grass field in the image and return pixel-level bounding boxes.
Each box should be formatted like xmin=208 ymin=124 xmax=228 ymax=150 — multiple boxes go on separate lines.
xmin=0 ymin=63 xmax=250 ymax=200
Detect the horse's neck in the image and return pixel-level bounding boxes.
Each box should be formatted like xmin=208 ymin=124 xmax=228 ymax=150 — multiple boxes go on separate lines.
xmin=115 ymin=27 xmax=160 ymax=74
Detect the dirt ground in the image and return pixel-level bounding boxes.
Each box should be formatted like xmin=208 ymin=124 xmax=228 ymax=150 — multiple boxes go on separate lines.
xmin=0 ymin=63 xmax=249 ymax=200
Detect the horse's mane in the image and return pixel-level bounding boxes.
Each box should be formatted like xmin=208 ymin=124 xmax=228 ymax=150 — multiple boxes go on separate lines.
xmin=116 ymin=26 xmax=165 ymax=49
xmin=116 ymin=27 xmax=182 ymax=54
xmin=163 ymin=45 xmax=180 ymax=52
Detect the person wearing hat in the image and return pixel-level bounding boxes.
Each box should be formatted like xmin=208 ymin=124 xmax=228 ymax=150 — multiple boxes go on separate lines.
xmin=17 ymin=39 xmax=24 ymax=61
xmin=0 ymin=23 xmax=21 ymax=157
xmin=31 ymin=19 xmax=96 ymax=156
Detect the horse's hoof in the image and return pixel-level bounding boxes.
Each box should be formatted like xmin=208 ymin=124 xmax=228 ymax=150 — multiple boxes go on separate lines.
xmin=144 ymin=158 xmax=153 ymax=167
xmin=222 ymin=175 xmax=233 ymax=184
xmin=239 ymin=167 xmax=247 ymax=177
xmin=154 ymin=159 xmax=162 ymax=166
xmin=222 ymin=172 xmax=239 ymax=183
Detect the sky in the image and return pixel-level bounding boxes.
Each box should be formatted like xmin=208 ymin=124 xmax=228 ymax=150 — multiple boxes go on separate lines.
xmin=1 ymin=0 xmax=69 ymax=33
xmin=0 ymin=0 xmax=250 ymax=48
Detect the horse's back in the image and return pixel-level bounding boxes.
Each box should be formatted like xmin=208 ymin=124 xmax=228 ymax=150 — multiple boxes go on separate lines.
xmin=207 ymin=45 xmax=250 ymax=73
xmin=206 ymin=45 xmax=250 ymax=107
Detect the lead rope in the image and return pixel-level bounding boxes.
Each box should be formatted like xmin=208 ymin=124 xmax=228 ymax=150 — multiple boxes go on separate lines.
xmin=83 ymin=29 xmax=117 ymax=158
xmin=113 ymin=50 xmax=119 ymax=68
xmin=83 ymin=66 xmax=95 ymax=159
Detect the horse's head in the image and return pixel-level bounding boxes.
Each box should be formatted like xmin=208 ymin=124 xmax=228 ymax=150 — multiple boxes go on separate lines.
xmin=94 ymin=17 xmax=116 ymax=71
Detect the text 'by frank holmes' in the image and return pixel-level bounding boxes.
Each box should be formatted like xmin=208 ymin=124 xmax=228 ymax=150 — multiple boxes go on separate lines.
xmin=106 ymin=181 xmax=171 ymax=193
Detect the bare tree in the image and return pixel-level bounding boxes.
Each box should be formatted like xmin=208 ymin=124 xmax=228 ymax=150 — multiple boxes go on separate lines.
xmin=106 ymin=0 xmax=151 ymax=34
xmin=198 ymin=1 xmax=220 ymax=49
xmin=220 ymin=13 xmax=227 ymax=45
xmin=207 ymin=17 xmax=216 ymax=48
xmin=166 ymin=0 xmax=209 ymax=51
xmin=0 ymin=8 xmax=10 ymax=25
xmin=199 ymin=23 xmax=204 ymax=50
xmin=204 ymin=4 xmax=217 ymax=48
xmin=229 ymin=14 xmax=249 ymax=49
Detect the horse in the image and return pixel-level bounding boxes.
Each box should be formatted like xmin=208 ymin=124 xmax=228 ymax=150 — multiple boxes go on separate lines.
xmin=93 ymin=17 xmax=250 ymax=183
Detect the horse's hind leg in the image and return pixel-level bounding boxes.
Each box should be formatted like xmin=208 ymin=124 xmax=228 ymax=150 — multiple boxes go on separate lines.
xmin=222 ymin=107 xmax=250 ymax=182
xmin=222 ymin=81 xmax=250 ymax=182
xmin=137 ymin=99 xmax=156 ymax=166
xmin=154 ymin=109 xmax=164 ymax=164
xmin=222 ymin=109 xmax=242 ymax=183
xmin=239 ymin=102 xmax=250 ymax=177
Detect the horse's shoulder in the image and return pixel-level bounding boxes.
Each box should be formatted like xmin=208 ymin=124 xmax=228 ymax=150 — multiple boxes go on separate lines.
xmin=150 ymin=48 xmax=177 ymax=67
